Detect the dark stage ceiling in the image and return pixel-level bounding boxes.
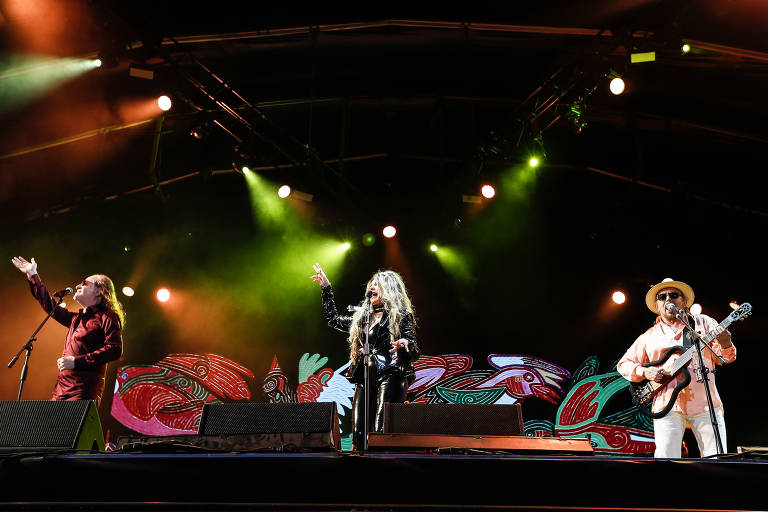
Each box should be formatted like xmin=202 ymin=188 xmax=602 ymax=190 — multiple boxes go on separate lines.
xmin=1 ymin=0 xmax=767 ymax=222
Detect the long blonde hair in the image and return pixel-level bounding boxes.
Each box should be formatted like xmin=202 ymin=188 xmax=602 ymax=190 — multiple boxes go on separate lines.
xmin=347 ymin=270 xmax=414 ymax=363
xmin=91 ymin=274 xmax=126 ymax=328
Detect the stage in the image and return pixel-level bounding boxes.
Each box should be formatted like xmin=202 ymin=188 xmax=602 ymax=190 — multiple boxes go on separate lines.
xmin=1 ymin=449 xmax=767 ymax=511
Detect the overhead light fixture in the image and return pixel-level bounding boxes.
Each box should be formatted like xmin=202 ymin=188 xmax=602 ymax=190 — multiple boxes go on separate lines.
xmin=157 ymin=95 xmax=172 ymax=111
xmin=566 ymin=101 xmax=587 ymax=133
xmin=630 ymin=51 xmax=656 ymax=64
xmin=129 ymin=66 xmax=154 ymax=80
xmin=382 ymin=226 xmax=397 ymax=238
xmin=609 ymin=77 xmax=625 ymax=95
xmin=190 ymin=122 xmax=210 ymax=140
xmin=96 ymin=50 xmax=120 ymax=69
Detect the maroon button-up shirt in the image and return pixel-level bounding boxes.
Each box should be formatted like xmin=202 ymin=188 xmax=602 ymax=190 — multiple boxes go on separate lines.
xmin=29 ymin=274 xmax=123 ymax=404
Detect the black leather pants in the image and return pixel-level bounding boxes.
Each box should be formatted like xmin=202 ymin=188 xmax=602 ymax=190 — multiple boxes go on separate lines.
xmin=351 ymin=372 xmax=408 ymax=450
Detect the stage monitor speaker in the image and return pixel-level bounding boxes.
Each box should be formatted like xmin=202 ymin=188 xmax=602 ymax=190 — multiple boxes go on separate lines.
xmin=383 ymin=403 xmax=524 ymax=436
xmin=0 ymin=400 xmax=104 ymax=453
xmin=198 ymin=402 xmax=340 ymax=451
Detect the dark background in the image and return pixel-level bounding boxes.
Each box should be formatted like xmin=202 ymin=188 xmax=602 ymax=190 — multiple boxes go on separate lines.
xmin=0 ymin=1 xmax=765 ymax=449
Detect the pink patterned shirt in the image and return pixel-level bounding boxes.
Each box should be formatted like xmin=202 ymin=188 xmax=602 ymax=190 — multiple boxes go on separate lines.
xmin=617 ymin=315 xmax=736 ymax=416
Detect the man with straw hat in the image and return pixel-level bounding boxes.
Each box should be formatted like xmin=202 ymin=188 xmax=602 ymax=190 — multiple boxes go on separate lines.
xmin=617 ymin=278 xmax=736 ymax=458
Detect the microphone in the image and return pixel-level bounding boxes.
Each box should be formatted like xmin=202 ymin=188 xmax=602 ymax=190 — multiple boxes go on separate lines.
xmin=664 ymin=302 xmax=682 ymax=313
xmin=365 ymin=290 xmax=373 ymax=299
xmin=347 ymin=305 xmax=363 ymax=312
xmin=53 ymin=287 xmax=74 ymax=298
xmin=664 ymin=302 xmax=688 ymax=319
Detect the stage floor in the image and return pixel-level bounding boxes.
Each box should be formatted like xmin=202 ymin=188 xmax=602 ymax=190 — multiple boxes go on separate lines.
xmin=1 ymin=450 xmax=767 ymax=511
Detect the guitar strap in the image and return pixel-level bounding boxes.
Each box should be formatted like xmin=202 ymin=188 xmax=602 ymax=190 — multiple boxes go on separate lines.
xmin=682 ymin=317 xmax=695 ymax=349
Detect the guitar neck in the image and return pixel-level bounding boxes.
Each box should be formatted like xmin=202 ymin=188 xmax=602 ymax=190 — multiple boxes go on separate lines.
xmin=670 ymin=316 xmax=734 ymax=373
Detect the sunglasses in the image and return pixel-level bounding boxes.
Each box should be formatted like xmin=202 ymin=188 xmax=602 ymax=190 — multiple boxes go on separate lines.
xmin=656 ymin=292 xmax=681 ymax=301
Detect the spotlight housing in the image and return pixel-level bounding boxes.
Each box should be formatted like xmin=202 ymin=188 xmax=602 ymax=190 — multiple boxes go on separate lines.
xmin=609 ymin=77 xmax=625 ymax=95
xmin=157 ymin=95 xmax=172 ymax=111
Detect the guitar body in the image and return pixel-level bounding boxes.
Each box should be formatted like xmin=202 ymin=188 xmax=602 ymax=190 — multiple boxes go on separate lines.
xmin=629 ymin=345 xmax=692 ymax=419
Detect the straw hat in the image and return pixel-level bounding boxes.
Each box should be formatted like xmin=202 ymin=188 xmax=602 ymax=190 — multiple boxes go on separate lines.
xmin=645 ymin=278 xmax=695 ymax=314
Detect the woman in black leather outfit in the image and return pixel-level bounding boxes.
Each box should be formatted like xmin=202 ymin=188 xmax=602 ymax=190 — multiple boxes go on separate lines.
xmin=311 ymin=263 xmax=420 ymax=450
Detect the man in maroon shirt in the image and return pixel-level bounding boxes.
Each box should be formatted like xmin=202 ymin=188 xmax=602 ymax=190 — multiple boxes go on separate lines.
xmin=11 ymin=256 xmax=124 ymax=405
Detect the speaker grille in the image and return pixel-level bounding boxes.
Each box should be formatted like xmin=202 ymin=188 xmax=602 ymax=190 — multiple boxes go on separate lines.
xmin=0 ymin=400 xmax=91 ymax=448
xmin=384 ymin=403 xmax=523 ymax=436
xmin=198 ymin=402 xmax=337 ymax=436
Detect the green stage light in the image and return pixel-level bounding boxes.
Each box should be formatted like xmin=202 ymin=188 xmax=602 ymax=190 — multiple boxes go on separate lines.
xmin=433 ymin=245 xmax=472 ymax=284
xmin=278 ymin=185 xmax=291 ymax=198
xmin=430 ymin=244 xmax=438 ymax=252
xmin=342 ymin=242 xmax=351 ymax=251
xmin=529 ymin=157 xmax=539 ymax=167
xmin=362 ymin=233 xmax=376 ymax=247
xmin=243 ymin=170 xmax=294 ymax=228
xmin=0 ymin=56 xmax=103 ymax=114
xmin=681 ymin=43 xmax=691 ymax=54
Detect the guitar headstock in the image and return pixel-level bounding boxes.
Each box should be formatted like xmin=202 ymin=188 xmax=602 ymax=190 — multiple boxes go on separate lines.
xmin=730 ymin=302 xmax=752 ymax=322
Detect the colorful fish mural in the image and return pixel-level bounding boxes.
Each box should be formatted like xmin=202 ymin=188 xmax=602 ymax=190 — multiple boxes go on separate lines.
xmin=111 ymin=353 xmax=254 ymax=435
xmin=554 ymin=357 xmax=655 ymax=455
xmin=110 ymin=350 xmax=654 ymax=455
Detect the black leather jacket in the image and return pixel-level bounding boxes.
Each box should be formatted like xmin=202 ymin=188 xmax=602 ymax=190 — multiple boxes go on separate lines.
xmin=321 ymin=285 xmax=420 ymax=384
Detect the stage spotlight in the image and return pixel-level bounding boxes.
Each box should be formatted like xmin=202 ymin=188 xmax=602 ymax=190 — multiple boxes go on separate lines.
xmin=430 ymin=244 xmax=438 ymax=252
xmin=156 ymin=288 xmax=171 ymax=302
xmin=681 ymin=43 xmax=691 ymax=54
xmin=566 ymin=101 xmax=587 ymax=133
xmin=277 ymin=185 xmax=292 ymax=198
xmin=729 ymin=301 xmax=740 ymax=310
xmin=96 ymin=50 xmax=119 ymax=69
xmin=609 ymin=77 xmax=625 ymax=95
xmin=690 ymin=304 xmax=702 ymax=315
xmin=529 ymin=156 xmax=540 ymax=167
xmin=190 ymin=122 xmax=210 ymax=140
xmin=341 ymin=242 xmax=351 ymax=251
xmin=241 ymin=166 xmax=251 ymax=174
xmin=612 ymin=291 xmax=626 ymax=305
xmin=362 ymin=233 xmax=376 ymax=247
xmin=157 ymin=95 xmax=172 ymax=111
xmin=94 ymin=59 xmax=102 ymax=68
xmin=382 ymin=225 xmax=397 ymax=238
xmin=122 ymin=286 xmax=135 ymax=297
xmin=481 ymin=185 xmax=496 ymax=199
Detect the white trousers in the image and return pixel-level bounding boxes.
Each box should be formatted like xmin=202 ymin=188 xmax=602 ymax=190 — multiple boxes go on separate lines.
xmin=653 ymin=409 xmax=727 ymax=458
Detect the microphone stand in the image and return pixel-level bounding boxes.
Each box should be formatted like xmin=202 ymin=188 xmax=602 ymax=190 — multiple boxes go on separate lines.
xmin=8 ymin=295 xmax=65 ymax=400
xmin=676 ymin=310 xmax=727 ymax=456
xmin=361 ymin=295 xmax=372 ymax=451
